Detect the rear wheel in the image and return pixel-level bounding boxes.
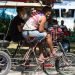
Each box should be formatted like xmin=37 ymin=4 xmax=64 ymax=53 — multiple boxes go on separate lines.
xmin=55 ymin=53 xmax=75 ymax=75
xmin=0 ymin=51 xmax=11 ymax=75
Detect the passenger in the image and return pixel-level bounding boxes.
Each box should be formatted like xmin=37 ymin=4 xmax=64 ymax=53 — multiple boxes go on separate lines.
xmin=8 ymin=7 xmax=26 ymax=42
xmin=22 ymin=6 xmax=57 ymax=62
xmin=31 ymin=8 xmax=38 ymax=16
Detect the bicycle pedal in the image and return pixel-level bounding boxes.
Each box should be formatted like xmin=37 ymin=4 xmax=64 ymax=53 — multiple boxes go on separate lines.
xmin=44 ymin=63 xmax=54 ymax=68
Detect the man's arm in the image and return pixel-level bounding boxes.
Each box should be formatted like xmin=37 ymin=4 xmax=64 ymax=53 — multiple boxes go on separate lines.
xmin=39 ymin=16 xmax=46 ymax=32
xmin=17 ymin=23 xmax=24 ymax=32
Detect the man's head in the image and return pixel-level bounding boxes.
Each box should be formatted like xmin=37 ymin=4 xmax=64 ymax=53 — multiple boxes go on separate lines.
xmin=16 ymin=7 xmax=26 ymax=19
xmin=42 ymin=6 xmax=52 ymax=16
xmin=31 ymin=8 xmax=37 ymax=16
xmin=61 ymin=20 xmax=64 ymax=25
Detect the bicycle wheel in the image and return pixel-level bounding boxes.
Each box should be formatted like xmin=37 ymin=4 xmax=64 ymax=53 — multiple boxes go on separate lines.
xmin=0 ymin=51 xmax=11 ymax=75
xmin=42 ymin=57 xmax=58 ymax=75
xmin=55 ymin=53 xmax=75 ymax=75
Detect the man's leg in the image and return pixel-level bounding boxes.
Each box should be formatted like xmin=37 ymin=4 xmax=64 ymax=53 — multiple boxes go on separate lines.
xmin=46 ymin=34 xmax=56 ymax=56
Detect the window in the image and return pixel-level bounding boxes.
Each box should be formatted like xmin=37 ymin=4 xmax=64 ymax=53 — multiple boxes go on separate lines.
xmin=52 ymin=9 xmax=59 ymax=17
xmin=61 ymin=9 xmax=66 ymax=17
xmin=67 ymin=9 xmax=74 ymax=17
xmin=61 ymin=9 xmax=74 ymax=17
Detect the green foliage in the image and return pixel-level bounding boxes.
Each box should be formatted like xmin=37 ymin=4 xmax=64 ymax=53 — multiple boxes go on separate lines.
xmin=0 ymin=18 xmax=10 ymax=33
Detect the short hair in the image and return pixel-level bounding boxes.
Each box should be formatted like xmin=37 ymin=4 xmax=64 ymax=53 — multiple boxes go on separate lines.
xmin=16 ymin=7 xmax=25 ymax=13
xmin=42 ymin=6 xmax=52 ymax=14
xmin=61 ymin=20 xmax=64 ymax=23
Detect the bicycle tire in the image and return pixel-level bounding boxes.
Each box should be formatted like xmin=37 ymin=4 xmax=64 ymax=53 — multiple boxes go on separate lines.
xmin=55 ymin=53 xmax=75 ymax=75
xmin=0 ymin=51 xmax=11 ymax=75
xmin=42 ymin=57 xmax=58 ymax=75
xmin=41 ymin=43 xmax=58 ymax=75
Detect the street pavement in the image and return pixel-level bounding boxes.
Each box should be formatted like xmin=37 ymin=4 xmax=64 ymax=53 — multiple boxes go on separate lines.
xmin=7 ymin=70 xmax=59 ymax=75
xmin=7 ymin=66 xmax=75 ymax=75
xmin=7 ymin=43 xmax=75 ymax=75
xmin=7 ymin=70 xmax=75 ymax=75
xmin=7 ymin=70 xmax=21 ymax=75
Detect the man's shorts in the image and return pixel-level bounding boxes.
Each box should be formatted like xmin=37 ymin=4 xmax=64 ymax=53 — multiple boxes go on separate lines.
xmin=22 ymin=30 xmax=47 ymax=40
